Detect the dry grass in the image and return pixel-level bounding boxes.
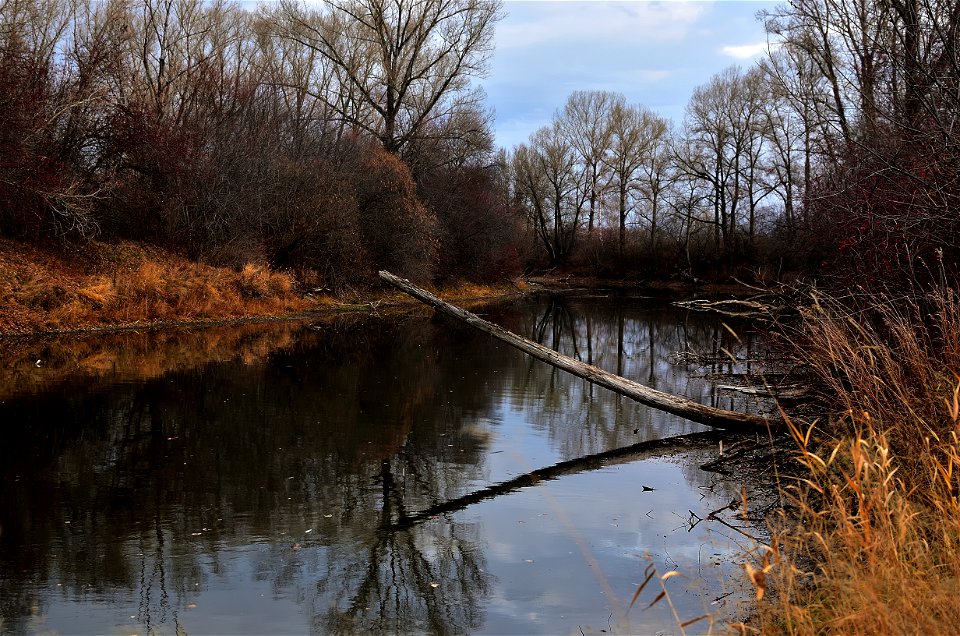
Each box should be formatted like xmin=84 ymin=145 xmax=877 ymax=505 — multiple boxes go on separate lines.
xmin=0 ymin=238 xmax=311 ymax=334
xmin=0 ymin=238 xmax=529 ymax=335
xmin=0 ymin=238 xmax=537 ymax=337
xmin=745 ymin=287 xmax=960 ymax=634
xmin=438 ymin=280 xmax=521 ymax=299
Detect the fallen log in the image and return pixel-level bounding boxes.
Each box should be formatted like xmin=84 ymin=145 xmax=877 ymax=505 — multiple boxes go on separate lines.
xmin=379 ymin=271 xmax=783 ymax=431
xmin=716 ymin=383 xmax=809 ymax=400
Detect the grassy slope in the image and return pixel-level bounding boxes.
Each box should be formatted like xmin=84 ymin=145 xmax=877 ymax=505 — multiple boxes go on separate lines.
xmin=0 ymin=238 xmax=526 ymax=336
xmin=0 ymin=238 xmax=328 ymax=335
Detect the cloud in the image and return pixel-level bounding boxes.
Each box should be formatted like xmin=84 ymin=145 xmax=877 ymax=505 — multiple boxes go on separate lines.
xmin=485 ymin=1 xmax=781 ymax=148
xmin=720 ymin=42 xmax=768 ymax=59
xmin=496 ymin=1 xmax=706 ymax=51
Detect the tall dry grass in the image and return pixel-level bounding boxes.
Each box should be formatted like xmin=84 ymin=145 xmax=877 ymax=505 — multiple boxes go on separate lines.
xmin=746 ymin=287 xmax=960 ymax=634
xmin=0 ymin=239 xmax=311 ymax=334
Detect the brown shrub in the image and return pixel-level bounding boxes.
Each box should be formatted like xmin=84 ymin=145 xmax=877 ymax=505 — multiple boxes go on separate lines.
xmin=351 ymin=143 xmax=437 ymax=284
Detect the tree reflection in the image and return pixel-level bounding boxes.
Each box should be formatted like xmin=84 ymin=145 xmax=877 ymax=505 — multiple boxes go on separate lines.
xmin=313 ymin=517 xmax=487 ymax=634
xmin=498 ymin=292 xmax=776 ymax=458
xmin=0 ymin=295 xmax=775 ymax=634
xmin=0 ymin=315 xmax=501 ymax=634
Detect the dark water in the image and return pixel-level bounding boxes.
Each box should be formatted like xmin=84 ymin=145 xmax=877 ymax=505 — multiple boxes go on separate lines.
xmin=0 ymin=293 xmax=776 ymax=635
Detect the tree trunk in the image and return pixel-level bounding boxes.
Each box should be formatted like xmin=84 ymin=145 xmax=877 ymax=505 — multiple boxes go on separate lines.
xmin=379 ymin=271 xmax=782 ymax=431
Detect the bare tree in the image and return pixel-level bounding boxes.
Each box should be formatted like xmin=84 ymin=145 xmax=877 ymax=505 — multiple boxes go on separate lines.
xmin=737 ymin=67 xmax=776 ymax=243
xmin=512 ymin=122 xmax=584 ymax=265
xmin=634 ymin=112 xmax=671 ymax=249
xmin=678 ymin=67 xmax=739 ymax=250
xmin=759 ymin=46 xmax=825 ymax=229
xmin=603 ymin=102 xmax=662 ymax=257
xmin=677 ymin=66 xmax=773 ymax=252
xmin=559 ymin=90 xmax=619 ymax=233
xmin=762 ymin=0 xmax=858 ymax=150
xmin=275 ymin=0 xmax=502 ymax=155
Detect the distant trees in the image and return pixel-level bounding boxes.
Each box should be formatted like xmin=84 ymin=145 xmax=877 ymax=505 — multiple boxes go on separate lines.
xmin=678 ymin=66 xmax=773 ymax=253
xmin=506 ymin=1 xmax=960 ymax=287
xmin=508 ymin=80 xmax=781 ymax=275
xmin=509 ymin=91 xmax=676 ymax=270
xmin=605 ymin=101 xmax=664 ymax=256
xmin=0 ymin=0 xmax=516 ymax=288
xmin=560 ymin=90 xmax=619 ymax=234
xmin=512 ymin=122 xmax=583 ymax=265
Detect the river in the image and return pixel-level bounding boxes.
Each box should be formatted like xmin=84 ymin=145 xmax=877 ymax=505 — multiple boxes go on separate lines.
xmin=0 ymin=292 xmax=777 ymax=635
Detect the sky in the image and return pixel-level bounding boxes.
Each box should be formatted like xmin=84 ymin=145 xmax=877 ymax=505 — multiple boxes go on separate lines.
xmin=480 ymin=0 xmax=781 ymax=150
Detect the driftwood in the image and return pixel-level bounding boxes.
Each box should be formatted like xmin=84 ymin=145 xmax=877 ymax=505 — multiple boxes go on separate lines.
xmin=672 ymin=298 xmax=775 ymax=319
xmin=379 ymin=271 xmax=783 ymax=431
xmin=717 ymin=383 xmax=809 ymax=400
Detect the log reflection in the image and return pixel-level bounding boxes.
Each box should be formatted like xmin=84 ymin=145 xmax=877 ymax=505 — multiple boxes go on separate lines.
xmin=387 ymin=431 xmax=723 ymax=531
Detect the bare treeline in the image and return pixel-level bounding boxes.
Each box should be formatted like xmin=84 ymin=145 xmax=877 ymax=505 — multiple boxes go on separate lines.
xmin=510 ymin=0 xmax=960 ymax=286
xmin=0 ymin=0 xmax=518 ymax=286
xmin=509 ymin=77 xmax=793 ymax=278
xmin=7 ymin=0 xmax=958 ymax=288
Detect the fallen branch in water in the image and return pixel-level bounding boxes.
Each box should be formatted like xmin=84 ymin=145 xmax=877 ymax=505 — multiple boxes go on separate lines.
xmin=672 ymin=298 xmax=775 ymax=319
xmin=716 ymin=383 xmax=809 ymax=400
xmin=379 ymin=270 xmax=783 ymax=431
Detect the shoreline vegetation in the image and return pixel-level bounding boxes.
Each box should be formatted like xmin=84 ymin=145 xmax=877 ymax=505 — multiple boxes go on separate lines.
xmin=742 ymin=286 xmax=960 ymax=635
xmin=0 ymin=236 xmax=756 ymax=338
xmin=0 ymin=238 xmax=531 ymax=338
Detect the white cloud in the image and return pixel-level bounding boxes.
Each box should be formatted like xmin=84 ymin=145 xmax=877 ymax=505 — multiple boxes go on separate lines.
xmin=720 ymin=42 xmax=768 ymax=59
xmin=496 ymin=1 xmax=706 ymax=50
xmin=485 ymin=1 xmax=782 ymax=148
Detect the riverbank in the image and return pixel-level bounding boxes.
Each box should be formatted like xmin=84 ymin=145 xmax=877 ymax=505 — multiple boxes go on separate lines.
xmin=743 ymin=286 xmax=960 ymax=635
xmin=1 ymin=238 xmax=768 ymax=337
xmin=0 ymin=238 xmax=528 ymax=337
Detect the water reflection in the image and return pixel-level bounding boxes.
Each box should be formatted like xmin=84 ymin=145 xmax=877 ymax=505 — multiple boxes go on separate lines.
xmin=0 ymin=295 xmax=773 ymax=634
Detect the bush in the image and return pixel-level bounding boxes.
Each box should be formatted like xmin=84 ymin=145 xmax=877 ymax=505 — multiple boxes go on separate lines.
xmin=418 ymin=163 xmax=523 ymax=283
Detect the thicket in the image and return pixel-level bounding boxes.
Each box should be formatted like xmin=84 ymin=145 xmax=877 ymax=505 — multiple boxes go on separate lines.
xmin=0 ymin=0 xmax=519 ymax=289
xmin=729 ymin=1 xmax=960 ymax=633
